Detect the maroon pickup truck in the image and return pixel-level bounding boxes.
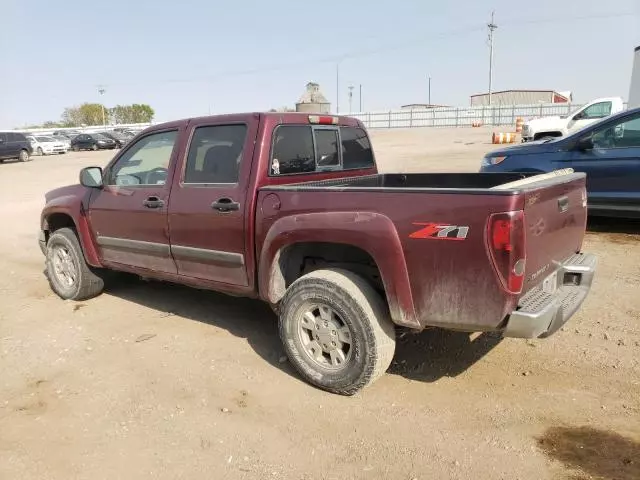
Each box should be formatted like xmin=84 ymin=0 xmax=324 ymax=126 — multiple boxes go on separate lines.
xmin=40 ymin=113 xmax=596 ymax=395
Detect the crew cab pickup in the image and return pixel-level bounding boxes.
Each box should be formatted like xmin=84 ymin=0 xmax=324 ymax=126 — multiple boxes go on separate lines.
xmin=40 ymin=113 xmax=596 ymax=395
xmin=522 ymin=97 xmax=624 ymax=142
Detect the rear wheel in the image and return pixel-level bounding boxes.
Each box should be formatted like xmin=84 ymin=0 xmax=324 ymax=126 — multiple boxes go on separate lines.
xmin=18 ymin=149 xmax=30 ymax=162
xmin=37 ymin=147 xmax=44 ymax=156
xmin=92 ymin=144 xmax=98 ymax=151
xmin=278 ymin=268 xmax=396 ymax=395
xmin=45 ymin=228 xmax=105 ymax=300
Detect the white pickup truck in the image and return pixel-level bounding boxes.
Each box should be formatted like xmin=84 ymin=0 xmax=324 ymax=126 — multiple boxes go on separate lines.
xmin=521 ymin=97 xmax=624 ymax=142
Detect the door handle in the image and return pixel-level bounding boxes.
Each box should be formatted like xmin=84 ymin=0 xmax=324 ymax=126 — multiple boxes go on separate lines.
xmin=211 ymin=197 xmax=240 ymax=213
xmin=143 ymin=196 xmax=165 ymax=209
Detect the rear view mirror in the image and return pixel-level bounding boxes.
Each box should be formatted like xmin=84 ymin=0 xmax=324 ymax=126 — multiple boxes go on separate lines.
xmin=574 ymin=136 xmax=594 ymax=151
xmin=80 ymin=166 xmax=104 ymax=188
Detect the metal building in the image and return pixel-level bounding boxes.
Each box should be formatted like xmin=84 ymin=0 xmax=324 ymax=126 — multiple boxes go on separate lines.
xmin=295 ymin=82 xmax=331 ymax=114
xmin=470 ymin=90 xmax=571 ymax=106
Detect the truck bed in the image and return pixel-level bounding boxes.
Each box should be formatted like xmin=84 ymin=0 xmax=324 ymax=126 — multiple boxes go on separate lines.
xmin=258 ymin=171 xmax=588 ymax=332
xmin=265 ymin=172 xmax=542 ymax=193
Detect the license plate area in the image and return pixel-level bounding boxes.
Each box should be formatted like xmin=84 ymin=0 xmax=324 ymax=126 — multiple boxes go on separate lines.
xmin=542 ymin=270 xmax=558 ymax=294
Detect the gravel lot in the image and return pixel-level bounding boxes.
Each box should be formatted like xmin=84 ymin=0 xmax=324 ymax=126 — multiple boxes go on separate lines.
xmin=1 ymin=127 xmax=639 ymax=480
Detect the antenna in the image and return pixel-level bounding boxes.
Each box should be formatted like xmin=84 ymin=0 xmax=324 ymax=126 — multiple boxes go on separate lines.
xmin=487 ymin=11 xmax=498 ymax=106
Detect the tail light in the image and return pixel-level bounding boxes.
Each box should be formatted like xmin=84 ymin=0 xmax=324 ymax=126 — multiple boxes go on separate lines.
xmin=487 ymin=210 xmax=526 ymax=294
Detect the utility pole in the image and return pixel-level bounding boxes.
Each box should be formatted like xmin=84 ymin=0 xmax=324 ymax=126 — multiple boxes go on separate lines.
xmin=487 ymin=11 xmax=497 ymax=106
xmin=428 ymin=75 xmax=432 ymax=105
xmin=336 ymin=63 xmax=340 ymax=114
xmin=98 ymin=87 xmax=106 ymax=127
xmin=359 ymin=84 xmax=362 ymax=112
xmin=348 ymin=85 xmax=354 ymax=113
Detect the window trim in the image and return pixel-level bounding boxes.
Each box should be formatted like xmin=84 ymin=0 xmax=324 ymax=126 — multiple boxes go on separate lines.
xmin=268 ymin=124 xmax=375 ymax=177
xmin=180 ymin=122 xmax=248 ymax=188
xmin=104 ymin=128 xmax=179 ymax=188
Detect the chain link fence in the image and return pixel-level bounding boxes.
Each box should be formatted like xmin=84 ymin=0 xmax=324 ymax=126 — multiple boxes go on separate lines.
xmin=349 ymin=103 xmax=582 ymax=129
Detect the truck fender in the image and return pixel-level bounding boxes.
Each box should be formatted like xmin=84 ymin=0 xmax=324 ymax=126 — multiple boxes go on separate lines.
xmin=259 ymin=211 xmax=419 ymax=328
xmin=42 ymin=198 xmax=102 ymax=268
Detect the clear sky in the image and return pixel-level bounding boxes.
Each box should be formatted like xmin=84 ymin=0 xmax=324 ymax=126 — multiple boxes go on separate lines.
xmin=1 ymin=0 xmax=639 ymax=127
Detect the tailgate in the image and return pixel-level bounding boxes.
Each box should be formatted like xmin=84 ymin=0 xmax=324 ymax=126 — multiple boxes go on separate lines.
xmin=521 ymin=173 xmax=587 ymax=293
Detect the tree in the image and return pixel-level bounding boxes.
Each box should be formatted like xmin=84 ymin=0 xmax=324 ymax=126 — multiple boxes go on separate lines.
xmin=109 ymin=104 xmax=154 ymax=124
xmin=61 ymin=103 xmax=107 ymax=127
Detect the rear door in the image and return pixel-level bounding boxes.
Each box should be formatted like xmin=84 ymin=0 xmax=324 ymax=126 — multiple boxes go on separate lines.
xmin=87 ymin=128 xmax=182 ymax=273
xmin=559 ymin=110 xmax=640 ymax=209
xmin=168 ymin=118 xmax=258 ymax=286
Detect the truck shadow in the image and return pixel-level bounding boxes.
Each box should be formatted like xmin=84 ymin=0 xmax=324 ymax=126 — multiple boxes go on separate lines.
xmin=388 ymin=329 xmax=503 ymax=382
xmin=105 ymin=277 xmax=502 ymax=385
xmin=587 ymin=216 xmax=640 ymax=236
xmin=537 ymin=425 xmax=640 ymax=480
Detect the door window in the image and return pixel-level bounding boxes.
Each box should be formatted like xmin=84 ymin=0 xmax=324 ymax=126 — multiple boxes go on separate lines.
xmin=271 ymin=126 xmax=315 ymax=175
xmin=592 ymin=114 xmax=640 ymax=149
xmin=580 ymin=102 xmax=612 ymax=120
xmin=340 ymin=127 xmax=374 ymax=169
xmin=106 ymin=130 xmax=178 ymax=186
xmin=183 ymin=124 xmax=247 ymax=184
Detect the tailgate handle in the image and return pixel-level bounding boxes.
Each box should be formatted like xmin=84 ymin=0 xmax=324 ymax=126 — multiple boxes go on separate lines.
xmin=558 ymin=196 xmax=569 ymax=213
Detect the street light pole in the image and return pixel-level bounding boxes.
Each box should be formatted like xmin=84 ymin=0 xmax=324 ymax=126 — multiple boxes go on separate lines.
xmin=348 ymin=85 xmax=354 ymax=114
xmin=98 ymin=87 xmax=106 ymax=127
xmin=428 ymin=75 xmax=431 ymax=105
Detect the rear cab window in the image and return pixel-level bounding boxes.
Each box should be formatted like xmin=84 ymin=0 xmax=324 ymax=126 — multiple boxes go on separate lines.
xmin=270 ymin=125 xmax=374 ymax=176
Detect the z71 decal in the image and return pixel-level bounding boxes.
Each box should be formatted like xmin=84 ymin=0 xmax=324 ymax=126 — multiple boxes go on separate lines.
xmin=409 ymin=223 xmax=469 ymax=240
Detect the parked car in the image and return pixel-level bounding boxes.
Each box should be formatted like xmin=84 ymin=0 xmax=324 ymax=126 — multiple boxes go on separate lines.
xmin=481 ymin=107 xmax=640 ymax=217
xmin=99 ymin=131 xmax=130 ymax=148
xmin=522 ymin=97 xmax=624 ymax=142
xmin=70 ymin=133 xmax=117 ymax=151
xmin=0 ymin=131 xmax=32 ymax=163
xmin=40 ymin=112 xmax=596 ymax=395
xmin=27 ymin=135 xmax=69 ymax=155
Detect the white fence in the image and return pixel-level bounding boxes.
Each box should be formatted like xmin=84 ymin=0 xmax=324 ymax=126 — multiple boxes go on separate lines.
xmin=349 ymin=103 xmax=581 ymax=129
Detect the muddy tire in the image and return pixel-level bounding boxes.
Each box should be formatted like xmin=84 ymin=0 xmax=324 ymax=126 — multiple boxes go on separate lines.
xmin=45 ymin=227 xmax=105 ymax=301
xmin=279 ymin=268 xmax=396 ymax=395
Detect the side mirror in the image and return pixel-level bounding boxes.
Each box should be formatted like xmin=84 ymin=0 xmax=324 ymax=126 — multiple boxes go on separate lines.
xmin=572 ymin=112 xmax=584 ymax=121
xmin=574 ymin=135 xmax=594 ymax=151
xmin=80 ymin=166 xmax=104 ymax=188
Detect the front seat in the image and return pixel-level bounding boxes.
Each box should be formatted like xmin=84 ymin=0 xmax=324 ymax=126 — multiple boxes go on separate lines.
xmin=201 ymin=145 xmax=239 ymax=183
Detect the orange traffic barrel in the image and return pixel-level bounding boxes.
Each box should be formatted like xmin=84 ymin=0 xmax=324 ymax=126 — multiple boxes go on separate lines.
xmin=472 ymin=121 xmax=483 ymax=127
xmin=492 ymin=132 xmax=517 ymax=144
xmin=515 ymin=117 xmax=524 ymax=133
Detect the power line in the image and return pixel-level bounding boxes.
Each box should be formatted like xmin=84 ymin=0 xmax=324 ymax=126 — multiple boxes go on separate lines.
xmin=92 ymin=10 xmax=636 ymax=89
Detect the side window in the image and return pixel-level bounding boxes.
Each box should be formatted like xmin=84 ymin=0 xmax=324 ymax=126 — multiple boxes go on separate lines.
xmin=271 ymin=126 xmax=315 ymax=175
xmin=7 ymin=132 xmax=18 ymax=142
xmin=340 ymin=127 xmax=374 ymax=169
xmin=184 ymin=124 xmax=247 ymax=184
xmin=0 ymin=133 xmax=7 ymax=142
xmin=314 ymin=129 xmax=340 ymax=168
xmin=592 ymin=114 xmax=640 ymax=149
xmin=107 ymin=130 xmax=177 ymax=186
xmin=581 ymin=102 xmax=612 ymax=119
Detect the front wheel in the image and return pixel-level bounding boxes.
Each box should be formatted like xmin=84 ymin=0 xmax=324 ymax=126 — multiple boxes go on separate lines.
xmin=45 ymin=228 xmax=105 ymax=300
xmin=92 ymin=144 xmax=98 ymax=151
xmin=279 ymin=268 xmax=396 ymax=395
xmin=18 ymin=149 xmax=30 ymax=162
xmin=72 ymin=145 xmax=79 ymax=152
xmin=37 ymin=147 xmax=44 ymax=156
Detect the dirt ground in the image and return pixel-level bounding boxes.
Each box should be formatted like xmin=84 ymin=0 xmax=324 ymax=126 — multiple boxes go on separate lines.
xmin=1 ymin=127 xmax=639 ymax=480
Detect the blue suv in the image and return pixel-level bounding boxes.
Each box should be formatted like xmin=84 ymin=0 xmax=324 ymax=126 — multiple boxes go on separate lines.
xmin=481 ymin=107 xmax=640 ymax=218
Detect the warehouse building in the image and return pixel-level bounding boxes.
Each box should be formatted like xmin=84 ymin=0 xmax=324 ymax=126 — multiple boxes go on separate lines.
xmin=470 ymin=90 xmax=572 ymax=106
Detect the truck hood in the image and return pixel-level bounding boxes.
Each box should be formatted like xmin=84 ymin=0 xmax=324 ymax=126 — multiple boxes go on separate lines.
xmin=45 ymin=184 xmax=85 ymax=204
xmin=525 ymin=116 xmax=565 ymax=129
xmin=486 ymin=138 xmax=563 ymax=158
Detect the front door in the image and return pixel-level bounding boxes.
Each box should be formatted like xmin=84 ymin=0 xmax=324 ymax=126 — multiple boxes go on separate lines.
xmin=87 ymin=128 xmax=182 ymax=273
xmin=168 ymin=118 xmax=257 ymax=286
xmin=566 ymin=100 xmax=613 ymax=135
xmin=560 ymin=111 xmax=640 ymax=208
